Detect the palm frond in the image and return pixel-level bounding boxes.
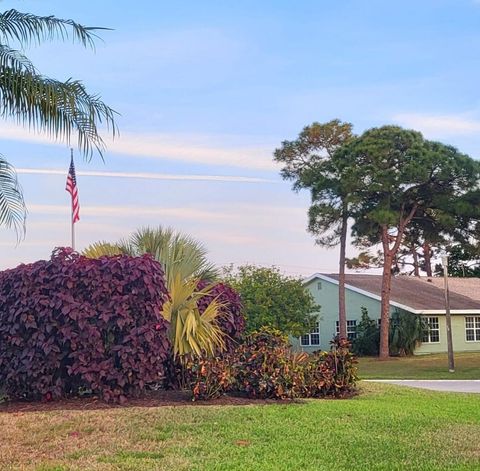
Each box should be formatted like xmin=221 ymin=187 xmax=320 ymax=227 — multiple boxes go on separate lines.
xmin=0 ymin=155 xmax=26 ymax=237
xmin=0 ymin=9 xmax=109 ymax=48
xmin=161 ymin=275 xmax=226 ymax=359
xmin=82 ymin=241 xmax=125 ymax=258
xmin=0 ymin=44 xmax=36 ymax=74
xmin=129 ymin=226 xmax=219 ymax=285
xmin=0 ymin=68 xmax=118 ymax=159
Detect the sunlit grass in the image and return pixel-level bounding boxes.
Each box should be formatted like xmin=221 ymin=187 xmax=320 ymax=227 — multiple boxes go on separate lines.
xmin=358 ymin=352 xmax=480 ymax=379
xmin=1 ymin=383 xmax=480 ymax=470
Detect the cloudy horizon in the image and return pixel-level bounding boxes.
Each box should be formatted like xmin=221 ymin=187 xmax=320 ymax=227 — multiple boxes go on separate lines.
xmin=2 ymin=0 xmax=480 ymax=276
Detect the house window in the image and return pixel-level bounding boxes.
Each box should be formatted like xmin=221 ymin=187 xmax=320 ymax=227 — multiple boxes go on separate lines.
xmin=317 ymin=281 xmax=322 ymax=290
xmin=465 ymin=316 xmax=480 ymax=342
xmin=300 ymin=321 xmax=320 ymax=346
xmin=336 ymin=320 xmax=357 ymax=341
xmin=422 ymin=317 xmax=440 ymax=343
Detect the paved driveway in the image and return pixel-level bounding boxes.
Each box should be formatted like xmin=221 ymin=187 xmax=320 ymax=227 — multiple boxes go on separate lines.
xmin=366 ymin=380 xmax=480 ymax=393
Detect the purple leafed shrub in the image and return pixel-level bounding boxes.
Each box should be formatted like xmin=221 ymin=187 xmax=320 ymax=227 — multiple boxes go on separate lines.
xmin=197 ymin=281 xmax=245 ymax=350
xmin=0 ymin=248 xmax=170 ymax=403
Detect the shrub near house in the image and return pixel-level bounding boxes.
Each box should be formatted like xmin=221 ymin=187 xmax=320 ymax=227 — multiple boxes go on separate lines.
xmin=186 ymin=328 xmax=358 ymax=401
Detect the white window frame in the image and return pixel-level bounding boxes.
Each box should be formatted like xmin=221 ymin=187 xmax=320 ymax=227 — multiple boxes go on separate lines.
xmin=422 ymin=316 xmax=440 ymax=344
xmin=300 ymin=321 xmax=320 ymax=347
xmin=336 ymin=320 xmax=357 ymax=340
xmin=465 ymin=316 xmax=480 ymax=342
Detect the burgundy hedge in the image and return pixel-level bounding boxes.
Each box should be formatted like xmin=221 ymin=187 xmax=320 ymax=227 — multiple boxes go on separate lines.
xmin=197 ymin=281 xmax=245 ymax=350
xmin=0 ymin=248 xmax=170 ymax=403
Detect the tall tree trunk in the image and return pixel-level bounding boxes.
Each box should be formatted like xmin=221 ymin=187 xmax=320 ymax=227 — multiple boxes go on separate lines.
xmin=423 ymin=242 xmax=432 ymax=277
xmin=380 ymin=242 xmax=393 ymax=359
xmin=338 ymin=207 xmax=348 ymax=339
xmin=379 ymin=206 xmax=417 ymax=359
xmin=412 ymin=244 xmax=420 ymax=277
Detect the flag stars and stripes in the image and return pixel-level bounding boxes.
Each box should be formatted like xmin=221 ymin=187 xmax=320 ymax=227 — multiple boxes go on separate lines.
xmin=66 ymin=154 xmax=80 ymax=224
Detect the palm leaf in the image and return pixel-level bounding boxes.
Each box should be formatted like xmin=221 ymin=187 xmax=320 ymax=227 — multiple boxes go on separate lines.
xmin=0 ymin=9 xmax=108 ymax=48
xmin=82 ymin=241 xmax=125 ymax=258
xmin=127 ymin=226 xmax=218 ymax=285
xmin=0 ymin=68 xmax=118 ymax=159
xmin=0 ymin=44 xmax=36 ymax=74
xmin=0 ymin=155 xmax=26 ymax=237
xmin=162 ymin=275 xmax=225 ymax=359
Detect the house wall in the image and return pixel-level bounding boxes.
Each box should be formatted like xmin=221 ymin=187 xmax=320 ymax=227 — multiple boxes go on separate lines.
xmin=415 ymin=315 xmax=480 ymax=354
xmin=291 ymin=276 xmax=395 ymax=353
xmin=292 ymin=276 xmax=480 ymax=354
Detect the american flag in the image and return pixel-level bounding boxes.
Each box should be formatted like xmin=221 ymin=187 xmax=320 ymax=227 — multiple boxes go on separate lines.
xmin=65 ymin=153 xmax=80 ymax=223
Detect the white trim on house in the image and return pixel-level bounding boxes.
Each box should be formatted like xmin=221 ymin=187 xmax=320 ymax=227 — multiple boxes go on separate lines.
xmin=417 ymin=309 xmax=480 ymax=315
xmin=303 ymin=273 xmax=480 ymax=315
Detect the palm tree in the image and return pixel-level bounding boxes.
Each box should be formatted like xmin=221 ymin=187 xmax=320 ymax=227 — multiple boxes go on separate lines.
xmin=122 ymin=226 xmax=218 ymax=285
xmin=0 ymin=9 xmax=117 ymax=236
xmin=0 ymin=156 xmax=25 ymax=233
xmin=83 ymin=226 xmax=225 ymax=360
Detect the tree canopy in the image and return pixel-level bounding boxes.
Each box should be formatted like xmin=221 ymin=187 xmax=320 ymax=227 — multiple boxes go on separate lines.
xmin=273 ymin=120 xmax=355 ymax=338
xmin=338 ymin=125 xmax=480 ymax=357
xmin=224 ymin=265 xmax=319 ymax=337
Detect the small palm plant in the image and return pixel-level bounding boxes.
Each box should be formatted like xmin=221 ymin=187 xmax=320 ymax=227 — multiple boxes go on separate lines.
xmin=389 ymin=309 xmax=426 ymax=356
xmin=83 ymin=226 xmax=226 ymax=359
xmin=82 ymin=241 xmax=124 ymax=258
xmin=162 ymin=275 xmax=225 ymax=358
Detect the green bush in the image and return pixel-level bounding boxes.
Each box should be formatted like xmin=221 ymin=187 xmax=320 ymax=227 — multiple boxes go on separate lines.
xmin=352 ymin=308 xmax=380 ymax=356
xmin=389 ymin=309 xmax=426 ymax=356
xmin=353 ymin=307 xmax=427 ymax=357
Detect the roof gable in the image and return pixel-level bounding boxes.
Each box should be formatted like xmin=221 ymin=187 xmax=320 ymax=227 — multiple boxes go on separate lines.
xmin=304 ymin=273 xmax=480 ymax=313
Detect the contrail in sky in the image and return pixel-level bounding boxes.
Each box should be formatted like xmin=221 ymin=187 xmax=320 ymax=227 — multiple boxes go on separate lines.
xmin=15 ymin=168 xmax=277 ymax=184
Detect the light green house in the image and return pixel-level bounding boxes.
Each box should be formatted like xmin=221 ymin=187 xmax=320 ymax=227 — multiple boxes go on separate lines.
xmin=292 ymin=273 xmax=480 ymax=355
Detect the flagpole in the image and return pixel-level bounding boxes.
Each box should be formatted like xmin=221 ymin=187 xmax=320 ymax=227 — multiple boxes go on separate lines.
xmin=70 ymin=148 xmax=75 ymax=251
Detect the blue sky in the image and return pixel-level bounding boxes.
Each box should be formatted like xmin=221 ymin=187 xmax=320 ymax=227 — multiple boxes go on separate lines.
xmin=2 ymin=0 xmax=480 ymax=274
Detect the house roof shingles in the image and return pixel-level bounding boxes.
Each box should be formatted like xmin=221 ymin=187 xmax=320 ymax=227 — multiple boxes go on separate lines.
xmin=323 ymin=274 xmax=480 ymax=311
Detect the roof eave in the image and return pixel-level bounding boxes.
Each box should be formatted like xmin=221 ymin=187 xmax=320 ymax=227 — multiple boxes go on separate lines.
xmin=303 ymin=273 xmax=480 ymax=314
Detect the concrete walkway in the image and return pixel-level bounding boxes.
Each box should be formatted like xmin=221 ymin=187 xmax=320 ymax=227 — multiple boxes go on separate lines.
xmin=366 ymin=380 xmax=480 ymax=393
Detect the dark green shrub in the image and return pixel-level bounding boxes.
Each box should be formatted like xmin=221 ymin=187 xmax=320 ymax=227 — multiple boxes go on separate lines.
xmin=353 ymin=308 xmax=427 ymax=357
xmin=352 ymin=308 xmax=380 ymax=356
xmin=389 ymin=309 xmax=426 ymax=356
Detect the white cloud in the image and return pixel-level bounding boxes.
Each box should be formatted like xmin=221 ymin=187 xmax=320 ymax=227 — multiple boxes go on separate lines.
xmin=107 ymin=132 xmax=276 ymax=171
xmin=16 ymin=168 xmax=276 ymax=184
xmin=27 ymin=202 xmax=304 ymax=225
xmin=0 ymin=123 xmax=277 ymax=171
xmin=27 ymin=204 xmax=236 ymax=222
xmin=393 ymin=113 xmax=480 ymax=137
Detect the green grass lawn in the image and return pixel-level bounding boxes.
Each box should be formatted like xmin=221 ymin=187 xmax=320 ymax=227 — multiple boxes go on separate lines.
xmin=358 ymin=352 xmax=480 ymax=379
xmin=1 ymin=383 xmax=480 ymax=471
